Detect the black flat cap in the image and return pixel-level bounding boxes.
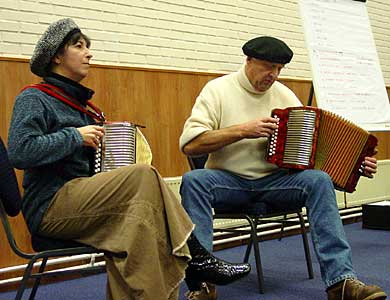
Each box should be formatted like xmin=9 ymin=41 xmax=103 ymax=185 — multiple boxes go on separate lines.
xmin=242 ymin=36 xmax=293 ymax=64
xmin=30 ymin=18 xmax=80 ymax=77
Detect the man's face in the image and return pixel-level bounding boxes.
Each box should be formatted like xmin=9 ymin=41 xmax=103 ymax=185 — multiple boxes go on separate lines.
xmin=245 ymin=57 xmax=285 ymax=92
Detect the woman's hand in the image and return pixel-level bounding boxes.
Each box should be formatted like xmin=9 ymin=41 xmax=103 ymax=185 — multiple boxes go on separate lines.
xmin=77 ymin=125 xmax=105 ymax=149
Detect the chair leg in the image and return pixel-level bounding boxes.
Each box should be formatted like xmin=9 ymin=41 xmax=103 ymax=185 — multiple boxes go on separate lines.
xmin=15 ymin=258 xmax=37 ymax=300
xmin=278 ymin=214 xmax=288 ymax=241
xmin=297 ymin=212 xmax=314 ymax=279
xmin=244 ymin=217 xmax=259 ymax=262
xmin=245 ymin=216 xmax=265 ymax=294
xmin=244 ymin=239 xmax=252 ymax=262
xmin=244 ymin=216 xmax=260 ymax=261
xmin=28 ymin=257 xmax=48 ymax=300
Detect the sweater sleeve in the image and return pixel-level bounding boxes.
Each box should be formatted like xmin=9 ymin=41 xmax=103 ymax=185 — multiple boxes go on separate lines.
xmin=179 ymin=83 xmax=220 ymax=151
xmin=8 ymin=91 xmax=84 ymax=169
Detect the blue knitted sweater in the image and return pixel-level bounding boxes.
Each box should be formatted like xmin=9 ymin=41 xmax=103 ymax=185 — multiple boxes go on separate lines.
xmin=8 ymin=74 xmax=96 ymax=234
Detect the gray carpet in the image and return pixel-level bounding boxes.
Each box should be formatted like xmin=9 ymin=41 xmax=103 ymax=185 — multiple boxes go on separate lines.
xmin=0 ymin=222 xmax=389 ymax=299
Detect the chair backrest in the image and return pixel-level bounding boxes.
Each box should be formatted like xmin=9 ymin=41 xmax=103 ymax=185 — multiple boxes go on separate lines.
xmin=187 ymin=154 xmax=209 ymax=170
xmin=0 ymin=137 xmax=32 ymax=259
xmin=0 ymin=137 xmax=103 ymax=255
xmin=0 ymin=136 xmax=22 ymax=217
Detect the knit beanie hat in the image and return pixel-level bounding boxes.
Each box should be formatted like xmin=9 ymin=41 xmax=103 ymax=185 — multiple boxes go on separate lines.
xmin=30 ymin=18 xmax=80 ymax=77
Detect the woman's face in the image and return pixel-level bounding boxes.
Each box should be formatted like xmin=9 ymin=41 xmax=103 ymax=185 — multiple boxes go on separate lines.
xmin=52 ymin=37 xmax=92 ymax=82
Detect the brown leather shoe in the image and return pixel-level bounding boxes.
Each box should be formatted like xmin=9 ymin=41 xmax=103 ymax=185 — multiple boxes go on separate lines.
xmin=327 ymin=279 xmax=387 ymax=300
xmin=185 ymin=282 xmax=217 ymax=300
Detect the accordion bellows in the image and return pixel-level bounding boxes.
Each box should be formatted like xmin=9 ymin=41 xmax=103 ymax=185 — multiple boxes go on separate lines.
xmin=265 ymin=106 xmax=378 ymax=193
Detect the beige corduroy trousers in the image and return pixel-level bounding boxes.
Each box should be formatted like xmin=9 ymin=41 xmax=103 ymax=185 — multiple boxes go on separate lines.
xmin=39 ymin=164 xmax=194 ymax=300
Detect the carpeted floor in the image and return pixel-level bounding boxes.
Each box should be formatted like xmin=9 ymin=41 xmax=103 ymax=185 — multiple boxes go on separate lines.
xmin=0 ymin=222 xmax=389 ymax=299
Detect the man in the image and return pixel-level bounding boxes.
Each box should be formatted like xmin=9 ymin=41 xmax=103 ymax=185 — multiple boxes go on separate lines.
xmin=179 ymin=36 xmax=387 ymax=300
xmin=7 ymin=18 xmax=250 ymax=300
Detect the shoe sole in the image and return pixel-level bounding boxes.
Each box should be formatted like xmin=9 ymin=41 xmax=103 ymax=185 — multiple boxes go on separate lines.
xmin=361 ymin=292 xmax=387 ymax=300
xmin=186 ymin=268 xmax=250 ymax=286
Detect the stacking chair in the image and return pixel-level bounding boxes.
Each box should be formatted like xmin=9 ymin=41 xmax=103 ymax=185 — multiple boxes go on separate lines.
xmin=187 ymin=155 xmax=314 ymax=294
xmin=0 ymin=137 xmax=125 ymax=300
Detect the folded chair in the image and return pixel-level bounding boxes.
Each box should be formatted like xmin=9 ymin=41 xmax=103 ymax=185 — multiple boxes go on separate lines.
xmin=0 ymin=136 xmax=125 ymax=300
xmin=187 ymin=155 xmax=314 ymax=294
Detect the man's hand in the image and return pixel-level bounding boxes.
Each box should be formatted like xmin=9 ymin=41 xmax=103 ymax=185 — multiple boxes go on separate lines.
xmin=77 ymin=125 xmax=105 ymax=149
xmin=240 ymin=117 xmax=279 ymax=138
xmin=183 ymin=117 xmax=279 ymax=156
xmin=362 ymin=156 xmax=377 ymax=178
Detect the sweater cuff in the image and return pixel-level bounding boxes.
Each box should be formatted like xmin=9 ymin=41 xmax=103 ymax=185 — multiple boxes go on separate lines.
xmin=71 ymin=127 xmax=84 ymax=147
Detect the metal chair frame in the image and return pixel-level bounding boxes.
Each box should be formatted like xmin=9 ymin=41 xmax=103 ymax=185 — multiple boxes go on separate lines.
xmin=187 ymin=155 xmax=314 ymax=294
xmin=0 ymin=137 xmax=124 ymax=300
xmin=0 ymin=201 xmax=107 ymax=300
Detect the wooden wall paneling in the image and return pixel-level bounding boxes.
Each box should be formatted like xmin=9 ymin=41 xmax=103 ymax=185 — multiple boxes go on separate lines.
xmin=0 ymin=214 xmax=31 ymax=272
xmin=173 ymin=73 xmax=219 ymax=175
xmin=372 ymin=132 xmax=390 ymax=160
xmin=0 ymin=59 xmax=36 ymax=144
xmin=383 ymin=88 xmax=390 ymax=159
xmin=85 ymin=67 xmax=218 ymax=177
xmin=278 ymin=78 xmax=314 ymax=106
xmin=146 ymin=71 xmax=184 ymax=176
xmin=0 ymin=59 xmax=36 ymax=271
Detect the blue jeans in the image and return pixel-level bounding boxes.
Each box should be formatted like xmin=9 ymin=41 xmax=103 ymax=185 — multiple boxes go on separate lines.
xmin=180 ymin=168 xmax=357 ymax=288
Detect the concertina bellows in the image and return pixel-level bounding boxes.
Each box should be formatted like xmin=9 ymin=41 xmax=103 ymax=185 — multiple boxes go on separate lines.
xmin=265 ymin=106 xmax=378 ymax=193
xmin=93 ymin=122 xmax=152 ymax=174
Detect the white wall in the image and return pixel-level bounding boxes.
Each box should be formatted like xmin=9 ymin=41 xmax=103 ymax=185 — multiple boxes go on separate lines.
xmin=0 ymin=0 xmax=389 ymax=83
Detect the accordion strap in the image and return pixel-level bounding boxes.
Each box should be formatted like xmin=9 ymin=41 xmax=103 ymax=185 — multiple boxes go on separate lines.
xmin=22 ymin=83 xmax=105 ymax=122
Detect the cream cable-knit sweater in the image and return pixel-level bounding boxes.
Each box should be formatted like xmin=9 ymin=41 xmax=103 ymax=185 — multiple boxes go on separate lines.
xmin=180 ymin=64 xmax=302 ymax=179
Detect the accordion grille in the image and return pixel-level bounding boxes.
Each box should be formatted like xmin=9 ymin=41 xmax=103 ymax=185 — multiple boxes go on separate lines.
xmin=95 ymin=122 xmax=136 ymax=173
xmin=282 ymin=109 xmax=317 ymax=166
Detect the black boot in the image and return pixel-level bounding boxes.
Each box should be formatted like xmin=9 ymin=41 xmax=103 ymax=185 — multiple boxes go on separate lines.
xmin=186 ymin=234 xmax=251 ymax=286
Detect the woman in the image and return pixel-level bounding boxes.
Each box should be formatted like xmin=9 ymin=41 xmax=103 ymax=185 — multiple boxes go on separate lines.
xmin=7 ymin=18 xmax=250 ymax=300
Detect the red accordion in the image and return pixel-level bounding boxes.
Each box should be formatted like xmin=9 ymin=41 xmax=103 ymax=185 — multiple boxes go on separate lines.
xmin=265 ymin=106 xmax=378 ymax=193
